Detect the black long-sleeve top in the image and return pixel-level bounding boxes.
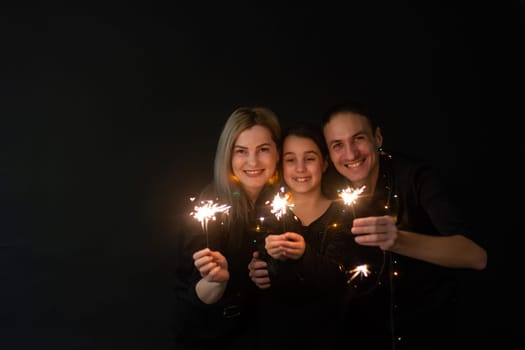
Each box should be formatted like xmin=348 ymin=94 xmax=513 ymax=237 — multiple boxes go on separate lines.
xmin=339 ymin=152 xmax=477 ymax=350
xmin=253 ymin=200 xmax=386 ymax=350
xmin=172 ymin=188 xmax=271 ymax=350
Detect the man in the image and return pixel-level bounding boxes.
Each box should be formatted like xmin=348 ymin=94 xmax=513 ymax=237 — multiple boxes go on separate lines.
xmin=322 ymin=102 xmax=487 ymax=350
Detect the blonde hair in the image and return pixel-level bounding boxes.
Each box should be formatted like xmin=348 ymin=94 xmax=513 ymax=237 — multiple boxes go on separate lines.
xmin=213 ymin=106 xmax=281 ymax=228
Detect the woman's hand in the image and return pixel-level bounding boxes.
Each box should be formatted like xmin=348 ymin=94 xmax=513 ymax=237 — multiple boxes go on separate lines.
xmin=193 ymin=248 xmax=230 ymax=283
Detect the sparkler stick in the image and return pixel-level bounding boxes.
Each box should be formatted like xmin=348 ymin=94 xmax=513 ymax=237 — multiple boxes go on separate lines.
xmin=190 ymin=198 xmax=231 ymax=248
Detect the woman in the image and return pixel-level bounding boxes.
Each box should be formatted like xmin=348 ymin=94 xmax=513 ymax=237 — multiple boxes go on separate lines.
xmin=173 ymin=106 xmax=281 ymax=350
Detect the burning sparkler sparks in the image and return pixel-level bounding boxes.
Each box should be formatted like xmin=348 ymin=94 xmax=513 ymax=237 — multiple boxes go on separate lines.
xmin=339 ymin=185 xmax=366 ymax=206
xmin=190 ymin=199 xmax=231 ymax=247
xmin=339 ymin=185 xmax=366 ymax=217
xmin=261 ymin=187 xmax=295 ymax=234
xmin=346 ymin=264 xmax=371 ymax=284
xmin=268 ymin=187 xmax=294 ymax=221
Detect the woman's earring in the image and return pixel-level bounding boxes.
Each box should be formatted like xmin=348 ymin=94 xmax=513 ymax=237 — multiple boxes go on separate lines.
xmin=377 ymin=146 xmax=383 ymax=152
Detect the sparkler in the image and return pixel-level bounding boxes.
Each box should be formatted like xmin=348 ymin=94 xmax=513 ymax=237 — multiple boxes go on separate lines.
xmin=338 ymin=185 xmax=376 ymax=288
xmin=190 ymin=198 xmax=231 ymax=248
xmin=346 ymin=264 xmax=371 ymax=284
xmin=339 ymin=185 xmax=366 ymax=217
xmin=269 ymin=187 xmax=292 ymax=220
xmin=267 ymin=187 xmax=294 ymax=232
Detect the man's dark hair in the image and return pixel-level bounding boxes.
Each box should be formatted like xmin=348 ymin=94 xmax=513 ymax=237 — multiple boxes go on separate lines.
xmin=321 ymin=100 xmax=379 ymax=133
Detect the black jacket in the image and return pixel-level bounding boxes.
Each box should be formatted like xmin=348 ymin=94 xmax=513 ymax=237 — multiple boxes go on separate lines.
xmin=339 ymin=152 xmax=473 ymax=350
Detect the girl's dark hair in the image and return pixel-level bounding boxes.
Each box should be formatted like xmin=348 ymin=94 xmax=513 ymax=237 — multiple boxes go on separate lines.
xmin=281 ymin=122 xmax=328 ymax=159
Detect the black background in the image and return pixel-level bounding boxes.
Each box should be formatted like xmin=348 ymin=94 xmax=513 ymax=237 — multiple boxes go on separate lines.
xmin=2 ymin=2 xmax=518 ymax=349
